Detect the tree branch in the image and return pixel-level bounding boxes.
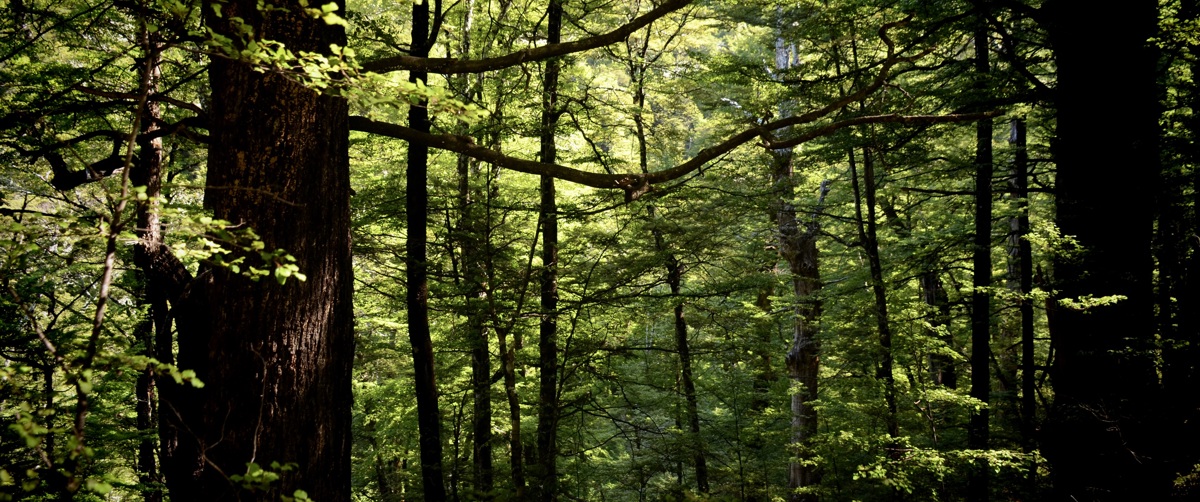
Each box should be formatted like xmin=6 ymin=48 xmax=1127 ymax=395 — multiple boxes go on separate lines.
xmin=767 ymin=111 xmax=1001 ymax=149
xmin=361 ymin=0 xmax=693 ymax=74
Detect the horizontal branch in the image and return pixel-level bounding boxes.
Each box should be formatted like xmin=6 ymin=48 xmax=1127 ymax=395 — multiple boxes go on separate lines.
xmin=350 ymin=115 xmax=757 ymax=200
xmin=767 ymin=111 xmax=1001 ymax=149
xmin=361 ymin=0 xmax=692 ymax=74
xmin=352 ymin=110 xmax=997 ymax=199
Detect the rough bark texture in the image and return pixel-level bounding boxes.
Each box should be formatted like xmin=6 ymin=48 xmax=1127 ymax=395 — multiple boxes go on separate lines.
xmin=1006 ymin=119 xmax=1035 ymax=450
xmin=1043 ymin=1 xmax=1166 ymax=499
xmin=775 ymin=151 xmax=823 ymax=502
xmin=453 ymin=1 xmax=494 ymax=495
xmin=160 ymin=0 xmax=354 ymax=499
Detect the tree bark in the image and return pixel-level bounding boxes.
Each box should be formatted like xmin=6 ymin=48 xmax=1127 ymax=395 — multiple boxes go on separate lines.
xmin=776 ymin=154 xmax=825 ymax=502
xmin=1043 ymin=1 xmax=1165 ymax=499
xmin=131 ymin=31 xmax=164 ymax=502
xmin=452 ymin=1 xmax=494 ymax=495
xmin=535 ymin=1 xmax=563 ymax=499
xmin=408 ymin=0 xmax=449 ymax=497
xmin=160 ymin=0 xmax=354 ymax=499
xmin=850 ymin=146 xmax=900 ymax=445
xmin=1007 ymin=117 xmax=1038 ymax=496
xmin=968 ymin=17 xmax=993 ymax=502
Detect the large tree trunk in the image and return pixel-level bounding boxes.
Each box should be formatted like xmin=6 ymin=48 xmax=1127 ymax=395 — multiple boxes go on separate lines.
xmin=1162 ymin=0 xmax=1200 ymax=485
xmin=1043 ymin=1 xmax=1166 ymax=499
xmin=161 ymin=0 xmax=354 ymax=499
xmin=535 ymin=1 xmax=563 ymax=498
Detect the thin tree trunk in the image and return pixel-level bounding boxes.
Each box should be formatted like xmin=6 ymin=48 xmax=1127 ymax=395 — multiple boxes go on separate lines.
xmin=407 ymin=0 xmax=447 ymax=497
xmin=535 ymin=1 xmax=563 ymax=498
xmin=968 ymin=18 xmax=993 ymax=502
xmin=850 ymin=147 xmax=900 ymax=445
xmin=131 ymin=33 xmax=164 ymax=502
xmin=629 ymin=41 xmax=709 ymax=492
xmin=453 ymin=1 xmax=494 ymax=495
xmin=1008 ymin=118 xmax=1037 ymax=495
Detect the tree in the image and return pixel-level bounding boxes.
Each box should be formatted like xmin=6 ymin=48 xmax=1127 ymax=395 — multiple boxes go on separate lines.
xmin=155 ymin=0 xmax=355 ymax=499
xmin=1042 ymin=0 xmax=1168 ymax=499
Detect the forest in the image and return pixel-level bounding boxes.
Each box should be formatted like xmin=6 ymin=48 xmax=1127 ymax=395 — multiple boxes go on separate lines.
xmin=1 ymin=0 xmax=1198 ymax=500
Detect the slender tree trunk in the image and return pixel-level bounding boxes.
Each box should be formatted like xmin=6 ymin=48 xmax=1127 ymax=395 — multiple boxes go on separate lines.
xmin=535 ymin=1 xmax=562 ymax=498
xmin=921 ymin=272 xmax=955 ymax=389
xmin=629 ymin=45 xmax=709 ymax=493
xmin=1007 ymin=118 xmax=1038 ymax=495
xmin=161 ymin=0 xmax=355 ymax=498
xmin=850 ymin=147 xmax=900 ymax=445
xmin=497 ymin=318 xmax=525 ymax=497
xmin=408 ymin=0 xmax=448 ymax=497
xmin=131 ymin=33 xmax=164 ymax=502
xmin=452 ymin=1 xmax=494 ymax=495
xmin=968 ymin=18 xmax=993 ymax=502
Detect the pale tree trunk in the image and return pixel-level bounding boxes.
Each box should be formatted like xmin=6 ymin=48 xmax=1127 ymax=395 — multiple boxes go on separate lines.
xmin=770 ymin=20 xmax=824 ymax=501
xmin=775 ymin=154 xmax=826 ymax=502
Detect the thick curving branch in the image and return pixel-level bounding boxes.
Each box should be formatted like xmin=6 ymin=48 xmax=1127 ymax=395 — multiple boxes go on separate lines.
xmin=361 ymin=0 xmax=693 ymax=74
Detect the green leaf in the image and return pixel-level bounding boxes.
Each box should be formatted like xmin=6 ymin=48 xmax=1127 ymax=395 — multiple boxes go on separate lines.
xmin=85 ymin=478 xmax=112 ymax=494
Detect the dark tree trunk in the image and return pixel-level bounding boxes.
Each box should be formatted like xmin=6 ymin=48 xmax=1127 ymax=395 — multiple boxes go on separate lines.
xmin=629 ymin=41 xmax=709 ymax=492
xmin=459 ymin=152 xmax=494 ymax=498
xmin=160 ymin=0 xmax=354 ymax=499
xmin=407 ymin=0 xmax=449 ymax=497
xmin=850 ymin=147 xmax=900 ymax=445
xmin=1007 ymin=120 xmax=1036 ymax=448
xmin=535 ymin=2 xmax=562 ymax=498
xmin=921 ymin=272 xmax=955 ymax=389
xmin=968 ymin=18 xmax=993 ymax=502
xmin=1162 ymin=0 xmax=1200 ymax=485
xmin=1043 ymin=1 xmax=1166 ymax=499
xmin=1008 ymin=117 xmax=1039 ymax=497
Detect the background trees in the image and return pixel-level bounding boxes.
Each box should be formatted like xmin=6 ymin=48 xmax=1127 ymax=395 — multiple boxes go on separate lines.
xmin=2 ymin=0 xmax=1199 ymax=501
